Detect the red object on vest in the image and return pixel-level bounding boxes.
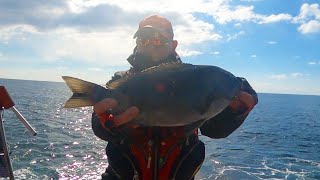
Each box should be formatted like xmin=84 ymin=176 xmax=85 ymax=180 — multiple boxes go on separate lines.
xmin=129 ymin=127 xmax=191 ymax=180
xmin=0 ymin=86 xmax=15 ymax=109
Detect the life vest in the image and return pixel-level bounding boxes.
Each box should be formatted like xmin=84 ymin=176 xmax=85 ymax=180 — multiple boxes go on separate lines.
xmin=126 ymin=126 xmax=202 ymax=180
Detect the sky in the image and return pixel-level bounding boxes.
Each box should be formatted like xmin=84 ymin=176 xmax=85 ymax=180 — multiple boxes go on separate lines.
xmin=0 ymin=0 xmax=320 ymax=95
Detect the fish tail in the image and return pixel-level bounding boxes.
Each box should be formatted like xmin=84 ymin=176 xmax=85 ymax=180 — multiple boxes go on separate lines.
xmin=62 ymin=76 xmax=101 ymax=108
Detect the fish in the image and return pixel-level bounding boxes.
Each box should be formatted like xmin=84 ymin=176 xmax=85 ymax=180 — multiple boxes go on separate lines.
xmin=62 ymin=62 xmax=241 ymax=127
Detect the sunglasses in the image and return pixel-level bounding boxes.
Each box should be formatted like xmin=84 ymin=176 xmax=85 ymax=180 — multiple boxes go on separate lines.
xmin=136 ymin=31 xmax=172 ymax=47
xmin=137 ymin=37 xmax=172 ymax=47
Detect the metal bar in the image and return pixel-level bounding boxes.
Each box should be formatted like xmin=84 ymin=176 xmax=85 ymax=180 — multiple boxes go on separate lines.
xmin=0 ymin=108 xmax=15 ymax=180
xmin=10 ymin=107 xmax=37 ymax=136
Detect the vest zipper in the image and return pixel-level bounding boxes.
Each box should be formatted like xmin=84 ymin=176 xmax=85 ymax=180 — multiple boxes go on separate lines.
xmin=147 ymin=139 xmax=153 ymax=169
xmin=153 ymin=128 xmax=160 ymax=180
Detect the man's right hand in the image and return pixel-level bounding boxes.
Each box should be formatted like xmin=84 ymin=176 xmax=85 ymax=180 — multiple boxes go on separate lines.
xmin=228 ymin=91 xmax=256 ymax=116
xmin=93 ymin=98 xmax=140 ymax=128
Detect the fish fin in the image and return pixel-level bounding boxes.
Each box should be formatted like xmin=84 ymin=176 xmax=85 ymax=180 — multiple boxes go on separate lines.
xmin=107 ymin=81 xmax=122 ymax=89
xmin=62 ymin=76 xmax=100 ymax=108
xmin=64 ymin=97 xmax=93 ymax=108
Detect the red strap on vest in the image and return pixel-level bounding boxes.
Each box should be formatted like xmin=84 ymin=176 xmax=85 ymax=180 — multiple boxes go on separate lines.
xmin=158 ymin=137 xmax=181 ymax=180
xmin=129 ymin=127 xmax=193 ymax=179
xmin=130 ymin=144 xmax=152 ymax=180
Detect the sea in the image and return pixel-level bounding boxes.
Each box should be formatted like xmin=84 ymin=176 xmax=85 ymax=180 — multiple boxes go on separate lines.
xmin=0 ymin=78 xmax=319 ymax=180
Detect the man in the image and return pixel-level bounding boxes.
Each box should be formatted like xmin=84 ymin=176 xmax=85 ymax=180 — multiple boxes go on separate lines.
xmin=92 ymin=14 xmax=258 ymax=180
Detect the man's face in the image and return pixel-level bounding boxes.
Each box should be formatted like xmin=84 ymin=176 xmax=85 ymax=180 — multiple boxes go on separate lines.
xmin=135 ymin=31 xmax=176 ymax=62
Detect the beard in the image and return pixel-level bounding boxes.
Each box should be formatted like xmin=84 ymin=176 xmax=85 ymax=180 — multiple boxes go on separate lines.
xmin=128 ymin=51 xmax=162 ymax=71
xmin=127 ymin=46 xmax=178 ymax=72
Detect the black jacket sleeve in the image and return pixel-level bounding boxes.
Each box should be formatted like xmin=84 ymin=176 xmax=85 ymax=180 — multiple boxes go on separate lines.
xmin=200 ymin=77 xmax=258 ymax=139
xmin=92 ymin=112 xmax=114 ymax=141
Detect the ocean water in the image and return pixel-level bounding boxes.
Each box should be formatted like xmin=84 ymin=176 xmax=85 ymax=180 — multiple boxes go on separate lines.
xmin=0 ymin=78 xmax=319 ymax=180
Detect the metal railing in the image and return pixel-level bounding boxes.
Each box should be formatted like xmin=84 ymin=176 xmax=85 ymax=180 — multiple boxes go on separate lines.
xmin=0 ymin=86 xmax=37 ymax=179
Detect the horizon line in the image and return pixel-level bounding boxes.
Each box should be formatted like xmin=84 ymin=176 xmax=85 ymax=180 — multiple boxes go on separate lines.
xmin=1 ymin=77 xmax=320 ymax=97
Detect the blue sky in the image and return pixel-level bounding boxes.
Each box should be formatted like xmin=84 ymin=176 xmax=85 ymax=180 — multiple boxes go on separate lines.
xmin=0 ymin=0 xmax=319 ymax=95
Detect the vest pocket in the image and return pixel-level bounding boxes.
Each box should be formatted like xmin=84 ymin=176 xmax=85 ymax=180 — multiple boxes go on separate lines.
xmin=170 ymin=140 xmax=205 ymax=180
xmin=106 ymin=143 xmax=140 ymax=179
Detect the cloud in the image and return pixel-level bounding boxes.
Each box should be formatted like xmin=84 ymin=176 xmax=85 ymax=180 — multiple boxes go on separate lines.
xmin=293 ymin=3 xmax=320 ymax=23
xmin=1 ymin=1 xmax=317 ymax=36
xmin=0 ymin=0 xmax=225 ymax=66
xmin=258 ymin=14 xmax=292 ymax=24
xmin=88 ymin=67 xmax=104 ymax=71
xmin=0 ymin=0 xmax=143 ymax=31
xmin=203 ymin=3 xmax=292 ymax=25
xmin=1 ymin=0 xmax=319 ymax=68
xmin=212 ymin=5 xmax=258 ymax=24
xmin=1 ymin=1 xmax=313 ymax=42
xmin=240 ymin=0 xmax=263 ymax=2
xmin=60 ymin=4 xmax=145 ymax=31
xmin=294 ymin=3 xmax=320 ymax=34
xmin=210 ymin=51 xmax=220 ymax=55
xmin=0 ymin=24 xmax=39 ymax=42
xmin=38 ymin=27 xmax=137 ymax=65
xmin=178 ymin=49 xmax=203 ymax=57
xmin=291 ymin=73 xmax=303 ymax=78
xmin=234 ymin=23 xmax=242 ymax=28
xmin=251 ymin=54 xmax=257 ymax=58
xmin=270 ymin=74 xmax=288 ymax=80
xmin=0 ymin=51 xmax=9 ymax=62
xmin=298 ymin=20 xmax=320 ymax=34
xmin=270 ymin=73 xmax=306 ymax=80
xmin=227 ymin=31 xmax=245 ymax=41
xmin=308 ymin=61 xmax=320 ymax=65
xmin=0 ymin=0 xmax=68 ymax=29
xmin=109 ymin=0 xmax=292 ymax=26
xmin=268 ymin=41 xmax=277 ymax=44
xmin=173 ymin=14 xmax=222 ymax=46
